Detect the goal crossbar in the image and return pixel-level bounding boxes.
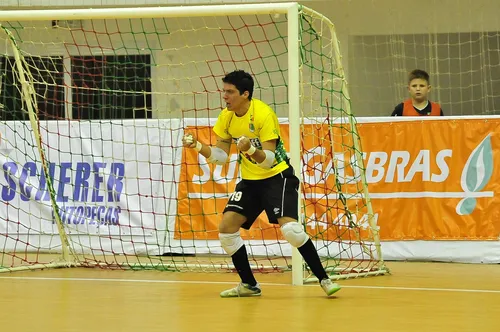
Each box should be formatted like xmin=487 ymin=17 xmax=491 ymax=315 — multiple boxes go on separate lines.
xmin=0 ymin=3 xmax=297 ymax=21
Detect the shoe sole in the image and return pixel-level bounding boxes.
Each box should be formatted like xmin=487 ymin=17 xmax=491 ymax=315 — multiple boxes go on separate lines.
xmin=326 ymin=286 xmax=341 ymax=296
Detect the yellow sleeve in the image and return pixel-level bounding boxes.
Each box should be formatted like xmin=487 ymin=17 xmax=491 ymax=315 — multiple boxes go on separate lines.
xmin=259 ymin=112 xmax=280 ymax=142
xmin=213 ymin=111 xmax=232 ymax=139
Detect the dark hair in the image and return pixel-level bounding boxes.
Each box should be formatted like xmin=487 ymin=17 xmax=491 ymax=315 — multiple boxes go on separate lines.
xmin=408 ymin=69 xmax=430 ymax=84
xmin=222 ymin=70 xmax=254 ymax=100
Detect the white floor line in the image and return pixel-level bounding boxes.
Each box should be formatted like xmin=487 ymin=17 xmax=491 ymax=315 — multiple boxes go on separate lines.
xmin=0 ymin=275 xmax=499 ymax=294
xmin=340 ymin=285 xmax=500 ymax=294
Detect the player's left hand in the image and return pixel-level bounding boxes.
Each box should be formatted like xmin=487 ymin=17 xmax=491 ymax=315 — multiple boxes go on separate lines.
xmin=237 ymin=136 xmax=251 ymax=152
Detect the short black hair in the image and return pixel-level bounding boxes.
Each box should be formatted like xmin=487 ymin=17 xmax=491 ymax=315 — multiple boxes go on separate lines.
xmin=408 ymin=69 xmax=430 ymax=84
xmin=222 ymin=70 xmax=254 ymax=100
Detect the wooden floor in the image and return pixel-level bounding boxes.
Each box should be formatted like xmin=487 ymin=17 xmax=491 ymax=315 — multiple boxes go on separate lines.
xmin=0 ymin=261 xmax=499 ymax=332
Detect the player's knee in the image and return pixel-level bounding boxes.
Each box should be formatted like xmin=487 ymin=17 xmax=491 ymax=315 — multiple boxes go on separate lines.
xmin=218 ymin=220 xmax=231 ymax=234
xmin=219 ymin=211 xmax=246 ymax=234
xmin=281 ymin=222 xmax=309 ymax=248
xmin=219 ymin=231 xmax=244 ymax=256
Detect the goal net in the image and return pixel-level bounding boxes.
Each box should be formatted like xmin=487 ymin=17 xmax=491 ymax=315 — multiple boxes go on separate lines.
xmin=346 ymin=0 xmax=500 ymax=117
xmin=0 ymin=3 xmax=387 ymax=281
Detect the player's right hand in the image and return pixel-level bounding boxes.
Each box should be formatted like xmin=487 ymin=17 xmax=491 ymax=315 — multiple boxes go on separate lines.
xmin=182 ymin=133 xmax=197 ymax=148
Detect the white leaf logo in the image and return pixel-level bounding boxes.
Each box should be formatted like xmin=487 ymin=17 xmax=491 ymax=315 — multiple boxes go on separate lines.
xmin=456 ymin=135 xmax=493 ymax=215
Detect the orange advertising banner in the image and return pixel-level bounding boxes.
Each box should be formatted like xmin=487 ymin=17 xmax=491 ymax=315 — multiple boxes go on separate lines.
xmin=176 ymin=118 xmax=500 ymax=241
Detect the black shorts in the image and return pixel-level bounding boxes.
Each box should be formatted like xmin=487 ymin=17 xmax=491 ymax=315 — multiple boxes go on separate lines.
xmin=223 ymin=166 xmax=300 ymax=230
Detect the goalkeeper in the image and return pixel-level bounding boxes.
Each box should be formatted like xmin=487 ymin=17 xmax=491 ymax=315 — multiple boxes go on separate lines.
xmin=182 ymin=70 xmax=341 ymax=298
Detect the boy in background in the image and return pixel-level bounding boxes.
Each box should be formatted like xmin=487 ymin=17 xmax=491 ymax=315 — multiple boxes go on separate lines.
xmin=391 ymin=69 xmax=443 ymax=116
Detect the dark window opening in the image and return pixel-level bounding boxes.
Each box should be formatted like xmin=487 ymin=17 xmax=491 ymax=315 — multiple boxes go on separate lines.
xmin=71 ymin=54 xmax=152 ymax=120
xmin=0 ymin=56 xmax=64 ymax=120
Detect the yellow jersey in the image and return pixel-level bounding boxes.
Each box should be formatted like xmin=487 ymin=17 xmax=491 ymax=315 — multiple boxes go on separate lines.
xmin=213 ymin=98 xmax=289 ymax=180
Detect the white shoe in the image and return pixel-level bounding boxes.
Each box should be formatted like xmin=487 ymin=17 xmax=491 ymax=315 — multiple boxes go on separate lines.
xmin=320 ymin=279 xmax=341 ymax=296
xmin=220 ymin=283 xmax=262 ymax=298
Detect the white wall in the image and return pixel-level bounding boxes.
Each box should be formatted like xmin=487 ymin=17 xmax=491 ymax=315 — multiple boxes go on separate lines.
xmin=1 ymin=0 xmax=500 ymax=117
xmin=5 ymin=0 xmax=499 ymax=33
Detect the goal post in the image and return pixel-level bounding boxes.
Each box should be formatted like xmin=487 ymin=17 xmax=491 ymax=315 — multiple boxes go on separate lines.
xmin=286 ymin=2 xmax=303 ymax=286
xmin=0 ymin=3 xmax=388 ymax=283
